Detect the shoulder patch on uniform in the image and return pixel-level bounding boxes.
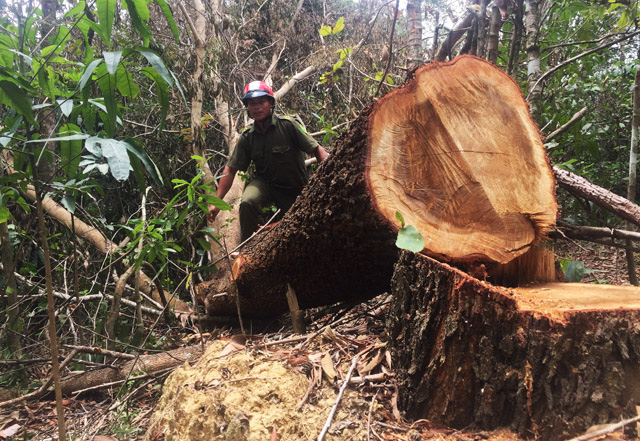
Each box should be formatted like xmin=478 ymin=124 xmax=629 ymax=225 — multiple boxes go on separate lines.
xmin=241 ymin=125 xmax=251 ymax=133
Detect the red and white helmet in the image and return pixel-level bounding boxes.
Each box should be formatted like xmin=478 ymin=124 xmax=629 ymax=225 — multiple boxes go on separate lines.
xmin=242 ymin=81 xmax=275 ymax=105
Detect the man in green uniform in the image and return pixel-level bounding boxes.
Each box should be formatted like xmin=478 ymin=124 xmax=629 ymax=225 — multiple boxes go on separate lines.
xmin=207 ymin=81 xmax=329 ymax=241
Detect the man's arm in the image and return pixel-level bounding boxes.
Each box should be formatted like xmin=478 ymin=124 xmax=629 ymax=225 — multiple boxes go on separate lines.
xmin=207 ymin=165 xmax=238 ymax=222
xmin=314 ymin=145 xmax=329 ymax=163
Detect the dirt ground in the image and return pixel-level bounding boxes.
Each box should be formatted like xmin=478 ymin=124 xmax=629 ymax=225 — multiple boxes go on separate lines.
xmin=3 ymin=239 xmax=639 ymax=441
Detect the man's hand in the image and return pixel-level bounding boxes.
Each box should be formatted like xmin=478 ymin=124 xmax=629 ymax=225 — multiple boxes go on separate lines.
xmin=207 ymin=205 xmax=220 ymax=223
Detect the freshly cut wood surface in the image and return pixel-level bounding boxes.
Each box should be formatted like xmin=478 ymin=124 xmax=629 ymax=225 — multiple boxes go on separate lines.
xmin=388 ymin=251 xmax=640 ymax=440
xmin=368 ymin=55 xmax=557 ymax=263
xmin=198 ymin=56 xmax=558 ymax=317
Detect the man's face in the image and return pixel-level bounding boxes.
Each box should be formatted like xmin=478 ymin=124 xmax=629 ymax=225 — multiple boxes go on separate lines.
xmin=247 ymin=96 xmax=272 ymax=121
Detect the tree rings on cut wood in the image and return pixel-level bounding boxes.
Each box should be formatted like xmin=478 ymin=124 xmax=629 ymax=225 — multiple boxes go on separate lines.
xmin=367 ymin=55 xmax=556 ymax=264
xmin=387 ymin=251 xmax=640 ymax=440
xmin=197 ymin=55 xmax=557 ymax=318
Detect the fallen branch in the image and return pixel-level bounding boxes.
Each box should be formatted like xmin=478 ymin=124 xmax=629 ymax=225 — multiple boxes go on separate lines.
xmin=59 ymin=344 xmax=205 ymax=395
xmin=545 ymin=106 xmax=587 ymax=142
xmin=317 ymin=356 xmax=359 ymax=441
xmin=61 ymin=345 xmax=136 ymax=360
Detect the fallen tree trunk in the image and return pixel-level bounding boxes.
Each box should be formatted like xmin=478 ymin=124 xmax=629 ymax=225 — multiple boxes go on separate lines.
xmin=60 ymin=344 xmax=205 ymax=395
xmin=554 ymin=166 xmax=640 ymax=227
xmin=197 ymin=55 xmax=558 ymax=317
xmin=387 ymin=251 xmax=640 ymax=440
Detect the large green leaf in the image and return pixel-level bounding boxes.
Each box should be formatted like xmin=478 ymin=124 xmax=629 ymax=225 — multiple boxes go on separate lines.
xmin=37 ymin=67 xmax=55 ymax=101
xmin=97 ymin=72 xmax=118 ymax=137
xmin=78 ymin=58 xmax=103 ymax=90
xmin=103 ymin=51 xmax=122 ymax=75
xmin=122 ymin=137 xmax=164 ymax=186
xmin=100 ymin=138 xmax=131 ymax=181
xmin=136 ymin=48 xmax=172 ymax=87
xmin=96 ymin=0 xmax=116 ymax=44
xmin=141 ymin=66 xmax=168 ymax=131
xmin=125 ymin=0 xmax=151 ymax=43
xmin=116 ymin=65 xmax=140 ymax=98
xmin=59 ymin=123 xmax=83 ymax=180
xmin=155 ymin=0 xmax=179 ymax=41
xmin=64 ymin=1 xmax=86 ymax=18
xmin=0 ymin=81 xmax=36 ymax=127
xmin=564 ymin=260 xmax=585 ymax=283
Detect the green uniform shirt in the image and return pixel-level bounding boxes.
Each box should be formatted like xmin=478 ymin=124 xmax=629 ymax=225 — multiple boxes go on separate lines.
xmin=228 ymin=113 xmax=319 ymax=194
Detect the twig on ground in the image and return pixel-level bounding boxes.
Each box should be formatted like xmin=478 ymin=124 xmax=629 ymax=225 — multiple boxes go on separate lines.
xmin=367 ymin=390 xmax=379 ymax=441
xmin=297 ymin=365 xmax=321 ymax=410
xmin=317 ymin=355 xmax=359 ymax=441
xmin=567 ymin=415 xmax=640 ymax=441
xmin=62 ymin=344 xmax=137 ymax=360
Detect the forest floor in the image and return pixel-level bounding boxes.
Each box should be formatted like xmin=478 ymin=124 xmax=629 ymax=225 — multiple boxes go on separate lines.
xmin=3 ymin=240 xmax=638 ymax=441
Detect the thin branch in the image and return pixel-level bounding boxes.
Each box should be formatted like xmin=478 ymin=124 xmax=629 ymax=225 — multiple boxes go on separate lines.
xmin=545 ymin=106 xmax=587 ymax=142
xmin=374 ymin=0 xmax=400 ymax=98
xmin=527 ymin=31 xmax=640 ymax=101
xmin=567 ymin=415 xmax=640 ymax=441
xmin=317 ymin=356 xmax=359 ymax=441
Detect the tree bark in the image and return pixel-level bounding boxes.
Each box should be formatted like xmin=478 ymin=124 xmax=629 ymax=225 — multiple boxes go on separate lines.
xmin=486 ymin=6 xmax=502 ymax=64
xmin=507 ymin=0 xmax=524 ymax=77
xmin=406 ymin=0 xmax=423 ymax=68
xmin=60 ymin=344 xmax=205 ymax=395
xmin=524 ymin=0 xmax=542 ymax=123
xmin=625 ymin=56 xmax=640 ymax=285
xmin=197 ymin=55 xmax=557 ymax=317
xmin=387 ymin=251 xmax=640 ymax=441
xmin=554 ymin=166 xmax=640 ymax=228
xmin=434 ymin=12 xmax=475 ymax=62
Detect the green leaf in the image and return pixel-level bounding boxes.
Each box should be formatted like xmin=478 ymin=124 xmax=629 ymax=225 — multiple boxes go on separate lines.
xmin=64 ymin=1 xmax=86 ymax=18
xmin=395 ymin=210 xmax=405 ymax=228
xmin=96 ymin=0 xmax=116 ymax=44
xmin=103 ymin=51 xmax=122 ymax=75
xmin=61 ymin=195 xmax=76 ymax=214
xmin=333 ymin=59 xmax=343 ymax=72
xmin=96 ymin=138 xmax=132 ymax=181
xmin=116 ymin=65 xmax=140 ymax=98
xmin=78 ymin=59 xmax=103 ymax=90
xmin=332 ymin=17 xmax=345 ymax=35
xmin=122 ymin=137 xmax=164 ymax=186
xmin=136 ymin=48 xmax=172 ymax=87
xmin=141 ymin=67 xmax=168 ymax=132
xmin=59 ymin=123 xmax=83 ymax=180
xmin=155 ymin=0 xmax=179 ymax=41
xmin=0 ymin=81 xmax=36 ymax=127
xmin=37 ymin=67 xmax=55 ymax=101
xmin=97 ymin=73 xmax=118 ymax=137
xmin=125 ymin=0 xmax=152 ymax=42
xmin=319 ymin=25 xmax=332 ymax=36
xmin=564 ymin=260 xmax=585 ymax=282
xmin=57 ymin=98 xmax=74 ymax=117
xmin=396 ymin=225 xmax=424 ymax=253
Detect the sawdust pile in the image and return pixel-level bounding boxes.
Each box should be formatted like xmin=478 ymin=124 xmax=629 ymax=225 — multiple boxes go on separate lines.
xmin=145 ymin=339 xmax=372 ymax=441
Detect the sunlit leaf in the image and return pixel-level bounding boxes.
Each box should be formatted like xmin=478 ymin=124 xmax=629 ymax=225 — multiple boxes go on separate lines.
xmin=332 ymin=16 xmax=345 ymax=35
xmin=57 ymin=98 xmax=74 ymax=117
xmin=319 ymin=25 xmax=332 ymax=36
xmin=78 ymin=58 xmax=103 ymax=90
xmin=396 ymin=225 xmax=424 ymax=253
xmin=103 ymin=51 xmax=122 ymax=75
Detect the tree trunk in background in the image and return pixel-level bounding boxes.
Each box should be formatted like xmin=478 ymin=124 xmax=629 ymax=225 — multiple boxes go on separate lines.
xmin=507 ymin=0 xmax=524 ymax=77
xmin=524 ymin=0 xmax=542 ymax=122
xmin=197 ymin=55 xmax=557 ymax=317
xmin=625 ymin=56 xmax=640 ymax=285
xmin=476 ymin=0 xmax=489 ymax=58
xmin=387 ymin=251 xmax=640 ymax=441
xmin=38 ymin=0 xmax=58 ymax=188
xmin=406 ymin=0 xmax=423 ymax=69
xmin=0 ymin=221 xmax=20 ymax=354
xmin=486 ymin=6 xmax=501 ymax=64
xmin=434 ymin=12 xmax=474 ymax=62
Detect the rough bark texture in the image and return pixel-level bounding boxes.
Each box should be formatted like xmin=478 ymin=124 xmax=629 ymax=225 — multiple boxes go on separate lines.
xmin=197 ymin=55 xmax=557 ymax=318
xmin=60 ymin=344 xmax=205 ymax=395
xmin=387 ymin=251 xmax=640 ymax=440
xmin=200 ymin=109 xmax=400 ymax=317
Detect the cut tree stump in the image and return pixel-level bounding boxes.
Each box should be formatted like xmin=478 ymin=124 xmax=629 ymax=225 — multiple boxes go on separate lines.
xmin=387 ymin=251 xmax=640 ymax=440
xmin=197 ymin=55 xmax=557 ymax=318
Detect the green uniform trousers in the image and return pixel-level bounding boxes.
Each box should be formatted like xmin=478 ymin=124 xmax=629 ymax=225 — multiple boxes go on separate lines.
xmin=239 ymin=176 xmax=300 ymax=241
